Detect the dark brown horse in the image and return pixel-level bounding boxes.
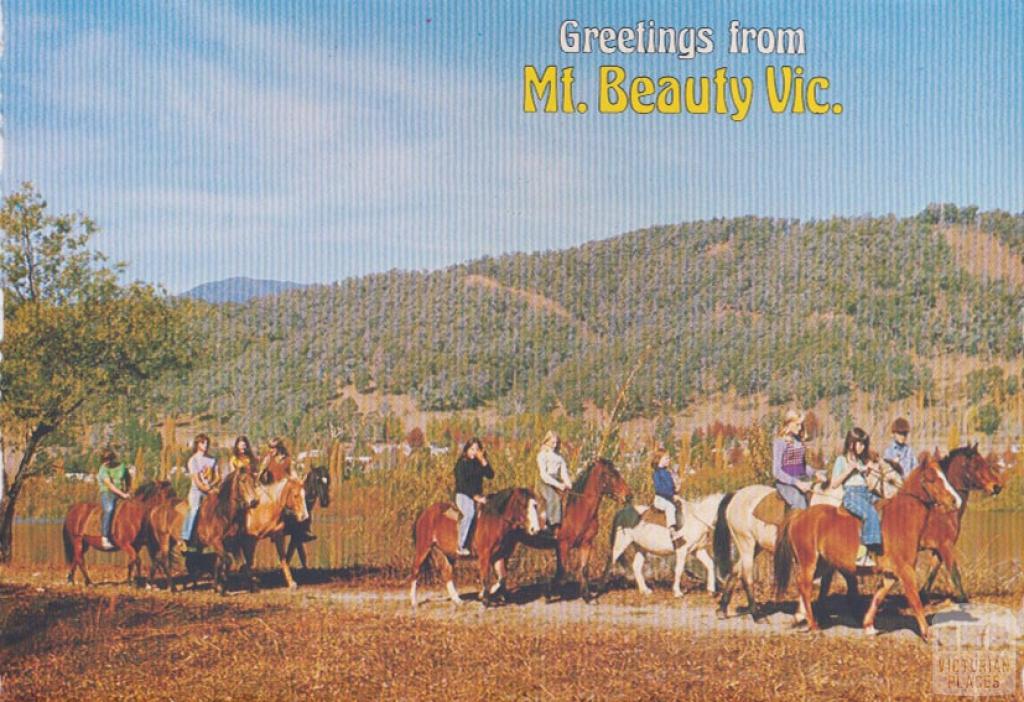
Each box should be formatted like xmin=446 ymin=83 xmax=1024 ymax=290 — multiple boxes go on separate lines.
xmin=773 ymin=453 xmax=961 ymax=640
xmin=63 ymin=481 xmax=177 ymax=586
xmin=919 ymin=445 xmax=1004 ymax=602
xmin=285 ymin=466 xmax=330 ymax=569
xmin=409 ymin=487 xmax=541 ymax=607
xmin=511 ymin=458 xmax=632 ymax=603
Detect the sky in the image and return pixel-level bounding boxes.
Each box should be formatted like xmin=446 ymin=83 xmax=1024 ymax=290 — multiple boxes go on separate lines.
xmin=3 ymin=1 xmax=1022 ymax=292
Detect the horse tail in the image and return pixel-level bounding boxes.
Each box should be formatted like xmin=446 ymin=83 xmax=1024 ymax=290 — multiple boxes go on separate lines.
xmin=713 ymin=492 xmax=735 ymax=582
xmin=773 ymin=514 xmax=795 ymax=597
xmin=62 ymin=521 xmax=74 ymax=565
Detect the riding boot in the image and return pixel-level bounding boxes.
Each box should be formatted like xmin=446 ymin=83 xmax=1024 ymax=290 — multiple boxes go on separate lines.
xmin=300 ymin=522 xmax=317 ymax=542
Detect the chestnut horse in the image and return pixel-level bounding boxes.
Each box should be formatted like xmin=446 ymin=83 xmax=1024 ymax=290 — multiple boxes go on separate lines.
xmin=143 ymin=470 xmax=259 ymax=594
xmin=509 ymin=458 xmax=632 ymax=602
xmin=919 ymin=445 xmax=1003 ymax=603
xmin=816 ymin=444 xmax=1004 ymax=606
xmin=409 ymin=487 xmax=541 ymax=608
xmin=232 ymin=476 xmax=310 ymax=591
xmin=773 ymin=454 xmax=961 ymax=640
xmin=63 ymin=481 xmax=177 ymax=586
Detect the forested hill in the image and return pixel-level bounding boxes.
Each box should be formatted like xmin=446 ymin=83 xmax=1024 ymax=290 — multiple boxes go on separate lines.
xmin=151 ymin=205 xmax=1024 ymax=439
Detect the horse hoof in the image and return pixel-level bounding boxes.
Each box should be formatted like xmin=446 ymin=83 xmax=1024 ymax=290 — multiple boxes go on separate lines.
xmin=288 ymin=583 xmax=297 ymax=592
xmin=716 ymin=609 xmax=728 ymax=620
xmin=864 ymin=625 xmax=879 ymax=636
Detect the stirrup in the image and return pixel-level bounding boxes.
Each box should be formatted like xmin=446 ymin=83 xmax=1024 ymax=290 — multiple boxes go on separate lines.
xmin=856 ymin=545 xmax=875 ymax=568
xmin=456 ymin=547 xmax=471 ymax=557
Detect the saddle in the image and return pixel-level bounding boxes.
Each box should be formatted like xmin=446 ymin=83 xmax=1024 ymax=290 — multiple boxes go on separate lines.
xmin=84 ymin=501 xmax=121 ymax=534
xmin=639 ymin=498 xmax=682 ymax=528
xmin=753 ymin=492 xmax=788 ymax=527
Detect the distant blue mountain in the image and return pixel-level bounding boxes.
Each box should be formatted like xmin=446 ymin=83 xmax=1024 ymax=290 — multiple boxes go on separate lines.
xmin=182 ymin=277 xmax=307 ymax=304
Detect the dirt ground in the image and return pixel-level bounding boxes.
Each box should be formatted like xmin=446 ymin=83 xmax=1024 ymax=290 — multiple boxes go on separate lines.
xmin=1 ymin=563 xmax=1021 ymax=701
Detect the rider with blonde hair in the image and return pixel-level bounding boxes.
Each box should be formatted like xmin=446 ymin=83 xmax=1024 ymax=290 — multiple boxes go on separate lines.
xmin=537 ymin=430 xmax=571 ymax=534
xmin=772 ymin=410 xmax=823 ymax=509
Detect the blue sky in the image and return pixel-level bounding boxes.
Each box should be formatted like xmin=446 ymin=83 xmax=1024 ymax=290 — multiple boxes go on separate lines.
xmin=3 ymin=2 xmax=1022 ymax=292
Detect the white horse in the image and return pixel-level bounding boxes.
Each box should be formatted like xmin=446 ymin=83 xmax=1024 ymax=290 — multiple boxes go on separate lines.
xmin=602 ymin=493 xmax=726 ymax=597
xmin=713 ymin=480 xmax=842 ymax=620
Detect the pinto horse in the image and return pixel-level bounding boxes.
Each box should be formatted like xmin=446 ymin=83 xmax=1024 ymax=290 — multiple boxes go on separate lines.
xmin=409 ymin=487 xmax=541 ymax=608
xmin=773 ymin=454 xmax=962 ymax=640
xmin=233 ymin=476 xmax=310 ymax=591
xmin=510 ymin=458 xmax=632 ymax=603
xmin=63 ymin=481 xmax=177 ymax=586
xmin=285 ymin=466 xmax=330 ymax=569
xmin=601 ymin=492 xmax=725 ymax=597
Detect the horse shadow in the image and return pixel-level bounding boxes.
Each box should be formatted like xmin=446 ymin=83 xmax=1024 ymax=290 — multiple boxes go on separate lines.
xmin=809 ymin=592 xmax=927 ymax=635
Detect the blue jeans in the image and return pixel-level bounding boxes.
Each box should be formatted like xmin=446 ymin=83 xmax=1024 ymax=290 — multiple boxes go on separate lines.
xmin=843 ymin=486 xmax=881 ymax=547
xmin=100 ymin=492 xmax=119 ymax=539
xmin=455 ymin=493 xmax=475 ymax=550
xmin=776 ymin=482 xmax=807 ymax=510
xmin=180 ymin=489 xmax=204 ymax=544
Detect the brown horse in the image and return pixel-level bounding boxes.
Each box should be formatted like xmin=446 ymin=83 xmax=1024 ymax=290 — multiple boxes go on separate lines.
xmin=919 ymin=445 xmax=1004 ymax=602
xmin=511 ymin=458 xmax=632 ymax=602
xmin=815 ymin=445 xmax=1005 ymax=607
xmin=143 ymin=496 xmax=187 ymax=590
xmin=773 ymin=453 xmax=961 ymax=640
xmin=232 ymin=476 xmax=310 ymax=591
xmin=409 ymin=487 xmax=541 ymax=608
xmin=63 ymin=481 xmax=177 ymax=586
xmin=144 ymin=470 xmax=259 ymax=594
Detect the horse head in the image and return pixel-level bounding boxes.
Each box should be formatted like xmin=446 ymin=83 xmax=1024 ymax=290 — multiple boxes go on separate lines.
xmin=594 ymin=459 xmax=632 ymax=504
xmin=499 ymin=488 xmax=541 ymax=536
xmin=235 ymin=470 xmax=260 ymax=510
xmin=918 ymin=454 xmax=963 ymax=511
xmin=306 ymin=466 xmax=330 ymax=508
xmin=944 ymin=444 xmax=1004 ymax=496
xmin=282 ymin=478 xmax=310 ymax=523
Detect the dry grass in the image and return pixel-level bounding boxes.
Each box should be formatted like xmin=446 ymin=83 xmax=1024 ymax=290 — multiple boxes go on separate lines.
xmin=3 ymin=576 xmax=1014 ymax=702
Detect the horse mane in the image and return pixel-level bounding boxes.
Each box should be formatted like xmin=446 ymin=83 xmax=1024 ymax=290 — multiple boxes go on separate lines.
xmin=215 ymin=471 xmax=237 ymax=519
xmin=133 ymin=481 xmax=160 ymax=500
xmin=572 ymin=463 xmax=595 ymax=493
xmin=941 ymin=445 xmax=977 ymax=469
xmin=481 ymin=487 xmax=518 ymax=516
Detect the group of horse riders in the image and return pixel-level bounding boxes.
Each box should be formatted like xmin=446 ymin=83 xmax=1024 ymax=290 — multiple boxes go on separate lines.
xmin=95 ymin=434 xmax=315 ymax=554
xmin=772 ymin=409 xmax=917 ymax=567
xmin=450 ymin=430 xmax=589 ymax=555
xmin=450 ymin=411 xmax=918 ymax=570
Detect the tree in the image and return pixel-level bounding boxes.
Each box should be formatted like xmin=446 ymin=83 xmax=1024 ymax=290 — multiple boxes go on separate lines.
xmin=973 ymin=403 xmax=1001 ymax=443
xmin=0 ymin=183 xmax=191 ymax=562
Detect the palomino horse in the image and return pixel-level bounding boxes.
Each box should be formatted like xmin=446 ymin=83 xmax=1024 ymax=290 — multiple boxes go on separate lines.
xmin=601 ymin=492 xmax=725 ymax=597
xmin=510 ymin=458 xmax=632 ymax=603
xmin=409 ymin=487 xmax=541 ymax=608
xmin=712 ymin=475 xmax=854 ymax=620
xmin=233 ymin=476 xmax=310 ymax=591
xmin=919 ymin=445 xmax=1003 ymax=602
xmin=773 ymin=453 xmax=961 ymax=640
xmin=285 ymin=466 xmax=330 ymax=569
xmin=63 ymin=481 xmax=177 ymax=586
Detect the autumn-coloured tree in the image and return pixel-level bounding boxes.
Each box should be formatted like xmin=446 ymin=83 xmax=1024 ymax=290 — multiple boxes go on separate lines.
xmin=405 ymin=427 xmax=425 ymax=450
xmin=0 ymin=183 xmax=191 ymax=561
